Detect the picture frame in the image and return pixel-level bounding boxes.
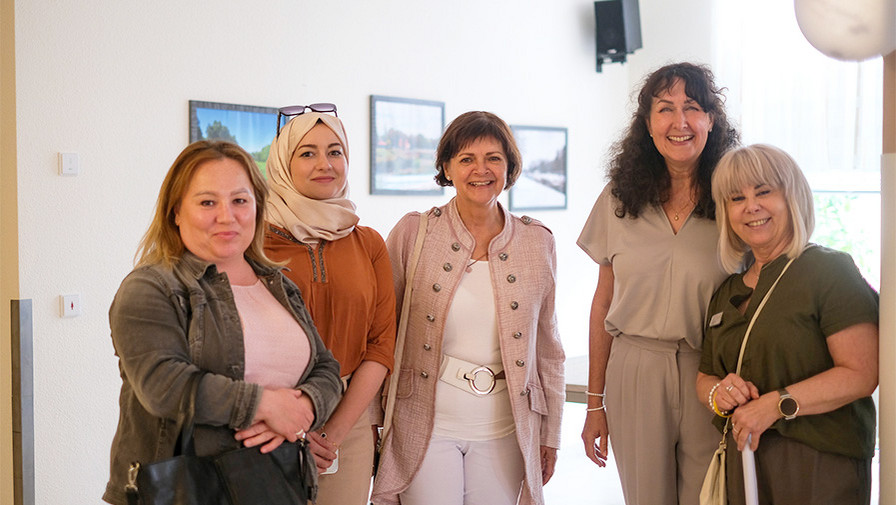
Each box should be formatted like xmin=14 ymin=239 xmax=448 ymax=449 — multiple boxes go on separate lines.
xmin=369 ymin=95 xmax=445 ymax=195
xmin=508 ymin=125 xmax=568 ymax=211
xmin=189 ymin=100 xmax=278 ymax=177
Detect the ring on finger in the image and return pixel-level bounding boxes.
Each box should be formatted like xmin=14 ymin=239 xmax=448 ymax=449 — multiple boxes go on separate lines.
xmin=725 ymin=384 xmax=734 ymax=392
xmin=295 ymin=429 xmax=305 ymax=439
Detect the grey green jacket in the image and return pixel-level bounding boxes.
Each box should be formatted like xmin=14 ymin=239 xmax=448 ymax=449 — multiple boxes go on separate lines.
xmin=103 ymin=252 xmax=342 ymax=505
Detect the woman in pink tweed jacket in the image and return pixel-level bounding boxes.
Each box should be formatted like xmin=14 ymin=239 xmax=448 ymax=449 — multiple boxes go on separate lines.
xmin=370 ymin=111 xmax=565 ymax=505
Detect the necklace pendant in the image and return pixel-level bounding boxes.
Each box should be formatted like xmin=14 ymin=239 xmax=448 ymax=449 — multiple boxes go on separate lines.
xmin=673 ymin=214 xmax=680 ymax=221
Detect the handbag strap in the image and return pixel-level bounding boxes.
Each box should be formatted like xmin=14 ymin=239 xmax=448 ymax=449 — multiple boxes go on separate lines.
xmin=722 ymin=253 xmax=799 ymax=435
xmin=381 ymin=211 xmax=429 ymax=441
xmin=734 ymin=254 xmax=798 ymax=376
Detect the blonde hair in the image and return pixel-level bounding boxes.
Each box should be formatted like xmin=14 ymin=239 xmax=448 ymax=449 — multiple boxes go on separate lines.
xmin=712 ymin=144 xmax=814 ymax=273
xmin=135 ymin=140 xmax=278 ymax=268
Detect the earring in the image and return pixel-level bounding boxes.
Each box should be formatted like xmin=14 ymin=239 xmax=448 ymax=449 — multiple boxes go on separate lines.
xmin=446 ymin=175 xmax=452 ymax=181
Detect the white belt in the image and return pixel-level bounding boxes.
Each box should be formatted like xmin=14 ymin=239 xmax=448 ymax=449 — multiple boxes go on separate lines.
xmin=439 ymin=354 xmax=507 ymax=396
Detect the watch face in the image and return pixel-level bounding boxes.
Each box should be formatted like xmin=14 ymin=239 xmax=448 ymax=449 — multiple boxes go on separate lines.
xmin=780 ymin=397 xmax=798 ymax=417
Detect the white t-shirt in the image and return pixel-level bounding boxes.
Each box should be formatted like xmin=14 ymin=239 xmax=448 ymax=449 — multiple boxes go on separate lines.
xmin=433 ymin=261 xmax=515 ymax=441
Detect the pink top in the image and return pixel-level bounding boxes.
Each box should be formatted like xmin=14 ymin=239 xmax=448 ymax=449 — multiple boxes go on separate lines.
xmin=232 ymin=279 xmax=311 ymax=389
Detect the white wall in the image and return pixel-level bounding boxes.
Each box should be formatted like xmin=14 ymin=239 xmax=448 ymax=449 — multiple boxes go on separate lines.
xmin=7 ymin=0 xmax=713 ymax=502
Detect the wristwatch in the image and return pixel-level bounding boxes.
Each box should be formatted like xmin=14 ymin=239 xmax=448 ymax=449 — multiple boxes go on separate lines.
xmin=777 ymin=388 xmax=799 ymax=420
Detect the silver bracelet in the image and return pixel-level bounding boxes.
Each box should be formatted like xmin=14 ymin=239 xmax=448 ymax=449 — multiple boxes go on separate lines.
xmin=586 ymin=405 xmax=606 ymax=412
xmin=585 ymin=391 xmax=605 ymax=397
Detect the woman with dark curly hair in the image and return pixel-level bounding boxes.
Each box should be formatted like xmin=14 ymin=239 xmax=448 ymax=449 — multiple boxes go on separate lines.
xmin=577 ymin=62 xmax=740 ymax=504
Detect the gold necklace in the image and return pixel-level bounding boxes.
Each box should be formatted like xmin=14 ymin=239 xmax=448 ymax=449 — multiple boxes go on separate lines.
xmin=669 ymin=196 xmax=695 ymax=221
xmin=466 ymin=252 xmax=488 ymax=272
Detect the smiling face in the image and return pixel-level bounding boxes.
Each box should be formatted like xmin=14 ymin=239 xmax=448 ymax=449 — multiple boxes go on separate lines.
xmin=175 ymin=158 xmax=256 ymax=272
xmin=726 ymin=183 xmax=793 ymax=261
xmin=443 ymin=136 xmax=508 ymax=211
xmin=288 ymin=123 xmax=348 ymax=200
xmin=647 ymin=78 xmax=714 ymax=173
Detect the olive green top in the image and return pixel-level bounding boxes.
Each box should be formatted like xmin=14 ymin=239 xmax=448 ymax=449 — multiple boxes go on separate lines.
xmin=700 ymin=245 xmax=878 ymax=459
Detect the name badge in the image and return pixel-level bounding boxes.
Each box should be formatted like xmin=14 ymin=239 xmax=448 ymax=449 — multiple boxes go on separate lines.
xmin=709 ymin=312 xmax=723 ymax=327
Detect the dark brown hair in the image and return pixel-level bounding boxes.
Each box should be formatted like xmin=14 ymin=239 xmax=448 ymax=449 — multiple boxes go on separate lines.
xmin=608 ymin=62 xmax=740 ymax=219
xmin=435 ymin=111 xmax=522 ymax=189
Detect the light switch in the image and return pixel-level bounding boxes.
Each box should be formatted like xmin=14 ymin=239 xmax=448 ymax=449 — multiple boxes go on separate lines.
xmin=59 ymin=152 xmax=79 ymax=176
xmin=60 ymin=294 xmax=82 ymax=317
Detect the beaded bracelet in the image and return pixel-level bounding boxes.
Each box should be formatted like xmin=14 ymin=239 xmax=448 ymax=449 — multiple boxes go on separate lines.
xmin=585 ymin=391 xmax=605 ymax=397
xmin=586 ymin=405 xmax=606 ymax=412
xmin=707 ymin=382 xmax=721 ymax=410
xmin=708 ymin=382 xmax=731 ymax=418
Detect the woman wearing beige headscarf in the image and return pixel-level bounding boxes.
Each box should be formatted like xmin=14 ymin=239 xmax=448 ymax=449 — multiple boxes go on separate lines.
xmin=263 ymin=105 xmax=397 ymax=505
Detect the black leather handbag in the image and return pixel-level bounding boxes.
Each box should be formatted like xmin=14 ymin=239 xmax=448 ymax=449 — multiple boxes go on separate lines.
xmin=125 ymin=377 xmax=316 ymax=505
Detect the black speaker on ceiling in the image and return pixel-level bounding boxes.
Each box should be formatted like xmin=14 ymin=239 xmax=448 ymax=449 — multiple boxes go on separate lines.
xmin=594 ymin=0 xmax=642 ymax=72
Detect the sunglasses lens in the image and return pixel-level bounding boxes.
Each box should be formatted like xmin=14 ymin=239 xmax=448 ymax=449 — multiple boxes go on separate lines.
xmin=308 ymin=102 xmax=337 ymax=113
xmin=279 ymin=105 xmax=309 ymax=116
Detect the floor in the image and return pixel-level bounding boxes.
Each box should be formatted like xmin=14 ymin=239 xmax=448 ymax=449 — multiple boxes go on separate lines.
xmin=543 ymin=402 xmax=625 ymax=504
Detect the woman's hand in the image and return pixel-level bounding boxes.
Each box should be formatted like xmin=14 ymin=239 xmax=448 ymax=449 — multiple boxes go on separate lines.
xmin=730 ymin=392 xmax=780 ymax=451
xmin=239 ymin=388 xmax=315 ymax=451
xmin=713 ymin=373 xmax=760 ymax=413
xmin=581 ymin=410 xmax=609 ymax=467
xmin=234 ymin=421 xmax=286 ymax=453
xmin=540 ymin=446 xmax=558 ymax=484
xmin=306 ymin=431 xmax=339 ymax=473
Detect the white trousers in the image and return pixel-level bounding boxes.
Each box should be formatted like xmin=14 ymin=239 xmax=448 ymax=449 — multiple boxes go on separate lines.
xmin=400 ymin=432 xmax=525 ymax=505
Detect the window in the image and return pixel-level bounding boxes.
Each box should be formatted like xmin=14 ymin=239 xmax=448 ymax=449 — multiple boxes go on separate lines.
xmin=713 ymin=0 xmax=883 ymax=289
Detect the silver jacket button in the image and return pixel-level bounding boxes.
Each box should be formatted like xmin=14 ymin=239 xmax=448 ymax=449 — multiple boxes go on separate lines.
xmin=513 ymin=331 xmax=522 ymax=339
xmin=510 ymin=301 xmax=519 ymax=310
xmin=521 ymin=216 xmax=532 ymax=225
xmin=499 ymin=252 xmax=508 ymax=261
xmin=420 ymin=371 xmax=429 ymax=378
xmin=516 ymin=359 xmax=525 ymax=367
xmin=423 ymin=344 xmax=432 ymax=351
xmin=443 ymin=263 xmax=453 ymax=272
xmin=433 ymin=283 xmax=442 ymax=292
xmin=451 ymin=242 xmax=461 ymax=251
xmin=507 ymin=274 xmax=516 ymax=283
xmin=426 ymin=314 xmax=435 ymax=322
xmin=433 ymin=208 xmax=442 ymax=216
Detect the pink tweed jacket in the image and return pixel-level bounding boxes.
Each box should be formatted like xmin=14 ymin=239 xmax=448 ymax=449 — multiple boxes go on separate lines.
xmin=371 ymin=199 xmax=565 ymax=505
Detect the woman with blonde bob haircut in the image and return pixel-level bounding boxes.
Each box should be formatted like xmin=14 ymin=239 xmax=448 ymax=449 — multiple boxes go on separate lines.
xmin=698 ymin=143 xmax=878 ymax=504
xmin=711 ymin=144 xmax=814 ymax=274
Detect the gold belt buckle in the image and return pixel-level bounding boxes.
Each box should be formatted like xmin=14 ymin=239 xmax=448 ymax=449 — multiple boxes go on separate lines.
xmin=463 ymin=366 xmax=497 ymax=395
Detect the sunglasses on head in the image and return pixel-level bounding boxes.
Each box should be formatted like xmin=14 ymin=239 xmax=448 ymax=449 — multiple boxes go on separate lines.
xmin=276 ymin=103 xmax=338 ymax=135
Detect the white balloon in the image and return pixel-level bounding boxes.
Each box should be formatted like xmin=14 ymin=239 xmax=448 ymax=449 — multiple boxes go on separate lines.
xmin=794 ymin=0 xmax=896 ymax=61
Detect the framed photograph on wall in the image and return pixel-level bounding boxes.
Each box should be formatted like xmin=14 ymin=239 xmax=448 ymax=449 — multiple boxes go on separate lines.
xmin=508 ymin=125 xmax=568 ymax=211
xmin=369 ymin=95 xmax=445 ymax=195
xmin=189 ymin=100 xmax=278 ymax=177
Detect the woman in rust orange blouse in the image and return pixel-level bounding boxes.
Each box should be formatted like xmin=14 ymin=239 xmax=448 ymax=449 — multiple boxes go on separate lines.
xmin=263 ymin=104 xmax=396 ymax=505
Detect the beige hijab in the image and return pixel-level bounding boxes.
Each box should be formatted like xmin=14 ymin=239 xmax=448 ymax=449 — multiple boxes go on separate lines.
xmin=266 ymin=112 xmax=359 ymax=243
